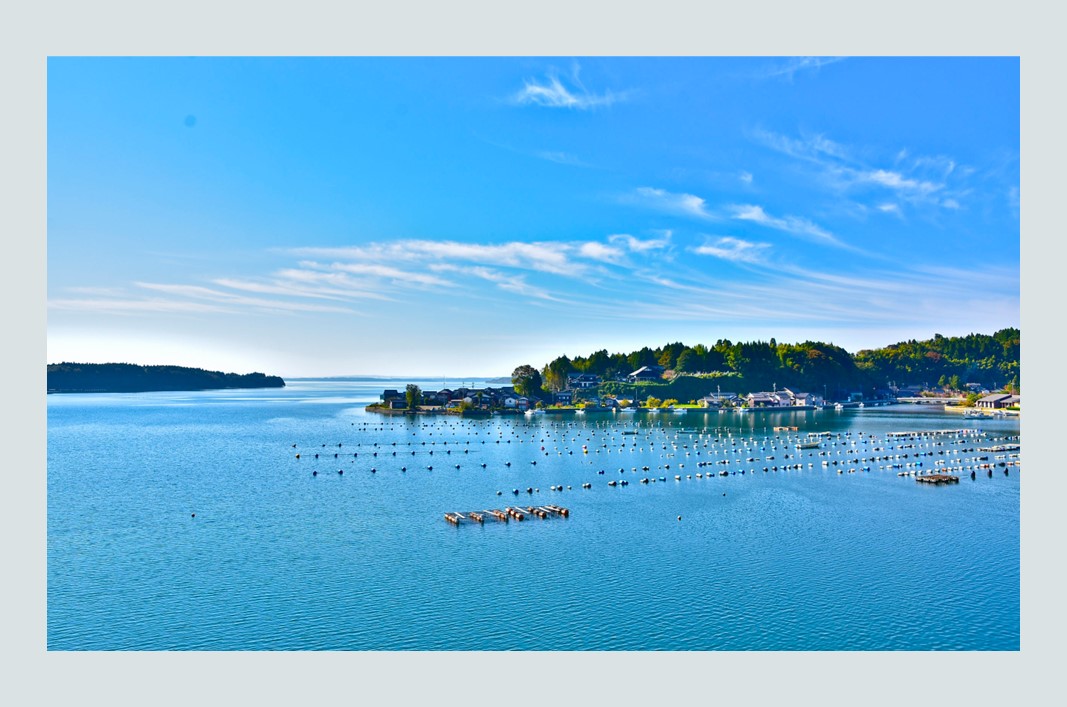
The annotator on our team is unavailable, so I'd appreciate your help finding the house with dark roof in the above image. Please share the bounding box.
[746,392,779,408]
[567,373,601,389]
[977,393,1015,409]
[700,392,740,408]
[782,388,822,407]
[627,365,664,383]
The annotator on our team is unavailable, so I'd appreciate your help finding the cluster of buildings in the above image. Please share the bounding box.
[378,377,628,412]
[697,388,825,409]
[375,376,1021,414]
[379,386,534,412]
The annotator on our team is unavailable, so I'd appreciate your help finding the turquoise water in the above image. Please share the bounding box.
[47,379,1020,650]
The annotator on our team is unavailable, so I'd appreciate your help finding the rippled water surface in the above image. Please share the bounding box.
[48,380,1020,650]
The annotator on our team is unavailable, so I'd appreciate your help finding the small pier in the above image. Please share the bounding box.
[444,505,569,525]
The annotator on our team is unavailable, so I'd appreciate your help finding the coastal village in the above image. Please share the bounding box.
[371,364,1021,416]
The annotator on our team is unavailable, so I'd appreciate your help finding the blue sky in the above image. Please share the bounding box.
[47,57,1019,377]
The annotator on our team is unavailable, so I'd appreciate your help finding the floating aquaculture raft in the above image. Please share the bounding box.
[444,505,569,525]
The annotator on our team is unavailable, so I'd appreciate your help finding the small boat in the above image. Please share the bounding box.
[834,403,844,411]
[672,408,687,414]
[796,441,821,450]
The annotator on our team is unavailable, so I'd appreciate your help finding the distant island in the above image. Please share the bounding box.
[47,363,286,394]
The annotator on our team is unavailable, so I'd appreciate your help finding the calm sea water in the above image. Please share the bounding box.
[47,379,1020,650]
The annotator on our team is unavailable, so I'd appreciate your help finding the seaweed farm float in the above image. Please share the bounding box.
[287,421,1019,519]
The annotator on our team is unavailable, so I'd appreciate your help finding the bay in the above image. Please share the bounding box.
[47,378,1020,650]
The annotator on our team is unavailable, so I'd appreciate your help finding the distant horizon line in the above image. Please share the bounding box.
[285,375,508,380]
[46,364,510,382]
[47,325,1020,381]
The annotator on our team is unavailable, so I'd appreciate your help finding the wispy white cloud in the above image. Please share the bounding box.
[430,263,559,301]
[48,278,359,316]
[729,204,839,245]
[64,286,130,297]
[212,274,392,302]
[577,242,625,264]
[754,128,971,212]
[292,240,588,277]
[876,203,903,216]
[322,262,456,288]
[853,169,940,194]
[759,57,846,80]
[50,230,1017,342]
[625,187,715,219]
[611,259,1018,331]
[48,297,235,315]
[751,128,851,163]
[535,150,589,167]
[134,282,356,313]
[512,66,624,110]
[912,154,957,177]
[608,232,672,252]
[692,236,771,264]
[739,171,753,184]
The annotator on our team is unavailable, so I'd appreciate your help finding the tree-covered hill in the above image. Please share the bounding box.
[47,363,286,393]
[531,328,1019,399]
[853,329,1019,391]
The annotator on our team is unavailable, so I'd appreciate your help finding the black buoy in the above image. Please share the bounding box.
[312,470,318,476]
[191,513,195,518]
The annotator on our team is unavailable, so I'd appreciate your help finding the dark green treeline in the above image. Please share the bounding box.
[536,328,1020,397]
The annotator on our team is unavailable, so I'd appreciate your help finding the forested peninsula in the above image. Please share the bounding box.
[531,329,1020,399]
[47,363,286,394]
